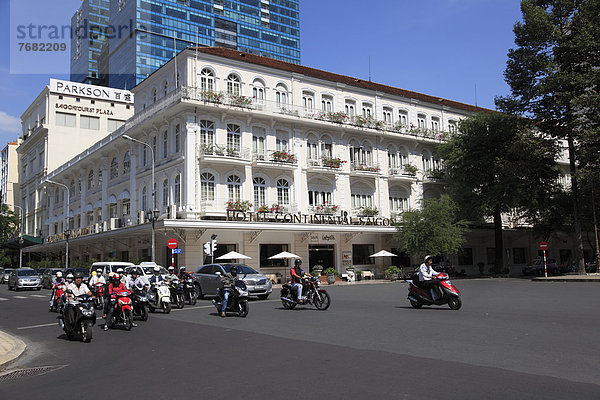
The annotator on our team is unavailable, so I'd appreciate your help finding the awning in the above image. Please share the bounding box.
[118,190,130,200]
[107,195,117,204]
[3,234,43,250]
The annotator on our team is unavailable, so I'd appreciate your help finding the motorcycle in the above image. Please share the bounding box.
[107,290,134,330]
[49,285,65,313]
[147,281,172,314]
[131,287,149,321]
[168,279,185,309]
[91,283,105,310]
[57,293,96,342]
[280,276,330,310]
[212,280,249,317]
[182,275,197,305]
[407,272,462,310]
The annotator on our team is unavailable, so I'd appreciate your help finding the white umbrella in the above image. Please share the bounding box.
[268,251,301,259]
[370,250,398,258]
[216,251,251,260]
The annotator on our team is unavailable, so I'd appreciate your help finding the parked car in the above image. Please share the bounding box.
[125,263,169,286]
[522,258,560,276]
[192,264,273,300]
[8,268,42,291]
[2,268,15,284]
[41,268,66,289]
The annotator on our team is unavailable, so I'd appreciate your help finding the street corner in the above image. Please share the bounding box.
[0,330,26,370]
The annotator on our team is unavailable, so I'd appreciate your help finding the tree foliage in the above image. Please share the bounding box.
[0,204,20,243]
[394,195,467,261]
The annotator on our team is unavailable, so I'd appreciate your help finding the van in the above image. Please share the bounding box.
[91,261,135,280]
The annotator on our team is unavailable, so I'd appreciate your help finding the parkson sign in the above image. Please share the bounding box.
[226,210,397,226]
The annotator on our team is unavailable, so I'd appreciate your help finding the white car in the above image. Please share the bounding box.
[125,262,169,286]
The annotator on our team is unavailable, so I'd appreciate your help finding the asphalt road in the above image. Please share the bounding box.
[0,279,599,400]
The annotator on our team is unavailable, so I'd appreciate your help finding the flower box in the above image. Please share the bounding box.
[271,151,297,163]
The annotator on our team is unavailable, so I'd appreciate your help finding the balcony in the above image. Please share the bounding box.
[253,150,297,169]
[388,166,417,181]
[350,161,380,175]
[423,169,446,183]
[198,144,251,164]
[306,156,346,173]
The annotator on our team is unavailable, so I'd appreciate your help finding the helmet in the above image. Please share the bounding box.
[424,255,433,262]
[230,266,238,276]
[96,268,102,273]
[131,269,138,275]
[294,259,302,266]
[179,266,186,271]
[108,272,115,278]
[153,266,160,274]
[73,271,83,279]
[91,271,97,277]
[113,274,120,282]
[116,268,124,273]
[56,271,63,278]
[66,273,74,281]
[168,266,174,271]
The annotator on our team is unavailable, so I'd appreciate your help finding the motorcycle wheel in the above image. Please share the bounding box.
[237,300,249,317]
[448,297,462,310]
[124,309,134,331]
[410,300,422,309]
[82,321,93,342]
[148,304,156,313]
[95,296,103,310]
[107,316,115,329]
[162,302,171,314]
[313,290,331,310]
[140,305,148,321]
[177,295,185,309]
[189,291,197,306]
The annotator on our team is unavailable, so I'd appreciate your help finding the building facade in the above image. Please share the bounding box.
[72,0,301,89]
[1,141,21,209]
[18,79,134,238]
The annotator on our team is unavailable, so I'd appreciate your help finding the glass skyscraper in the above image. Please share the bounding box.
[71,0,300,90]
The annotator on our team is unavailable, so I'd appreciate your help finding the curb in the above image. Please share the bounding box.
[532,277,600,282]
[0,330,26,369]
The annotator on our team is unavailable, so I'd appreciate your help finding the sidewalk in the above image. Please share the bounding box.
[0,330,26,369]
[271,278,397,289]
[531,273,600,282]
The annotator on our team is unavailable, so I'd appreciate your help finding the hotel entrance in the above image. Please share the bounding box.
[309,244,335,272]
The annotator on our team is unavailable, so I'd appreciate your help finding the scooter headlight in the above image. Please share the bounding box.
[80,308,95,317]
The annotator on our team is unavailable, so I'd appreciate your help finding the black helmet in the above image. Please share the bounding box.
[131,269,138,276]
[230,266,238,276]
[73,271,83,279]
[294,259,302,266]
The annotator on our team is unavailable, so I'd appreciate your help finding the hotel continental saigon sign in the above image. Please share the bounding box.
[226,210,397,226]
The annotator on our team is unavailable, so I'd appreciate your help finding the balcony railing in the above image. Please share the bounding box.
[389,166,417,177]
[198,144,251,160]
[350,161,380,173]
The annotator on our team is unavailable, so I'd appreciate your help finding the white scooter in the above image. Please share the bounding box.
[147,281,171,314]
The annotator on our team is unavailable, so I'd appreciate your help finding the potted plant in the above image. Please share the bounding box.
[323,267,338,285]
[403,164,418,176]
[257,204,270,213]
[311,265,323,276]
[355,270,363,281]
[314,202,338,215]
[226,200,252,212]
[271,150,297,163]
[385,266,401,281]
[321,155,346,169]
[358,206,379,217]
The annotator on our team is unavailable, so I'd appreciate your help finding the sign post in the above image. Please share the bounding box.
[539,241,549,277]
[167,238,178,270]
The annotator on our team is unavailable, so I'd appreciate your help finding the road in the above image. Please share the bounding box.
[0,279,599,399]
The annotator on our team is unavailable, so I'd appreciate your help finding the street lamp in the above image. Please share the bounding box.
[44,179,70,269]
[11,204,24,269]
[122,134,157,263]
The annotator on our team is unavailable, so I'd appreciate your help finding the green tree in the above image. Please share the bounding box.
[496,0,600,273]
[0,204,20,243]
[438,113,560,270]
[394,195,468,261]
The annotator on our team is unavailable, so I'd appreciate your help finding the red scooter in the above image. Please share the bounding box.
[107,290,134,330]
[91,283,105,310]
[49,285,65,312]
[407,272,462,310]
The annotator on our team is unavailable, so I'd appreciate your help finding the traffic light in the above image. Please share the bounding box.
[203,241,211,255]
[211,239,217,252]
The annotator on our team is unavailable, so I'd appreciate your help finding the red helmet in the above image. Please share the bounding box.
[112,274,120,283]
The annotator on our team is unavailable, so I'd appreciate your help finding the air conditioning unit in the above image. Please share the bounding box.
[109,218,120,230]
[255,153,265,161]
[308,159,320,167]
[138,210,145,224]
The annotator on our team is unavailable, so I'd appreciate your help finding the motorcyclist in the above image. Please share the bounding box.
[290,259,312,303]
[165,266,178,283]
[49,271,66,311]
[149,266,164,286]
[117,268,127,285]
[217,266,239,317]
[64,272,93,330]
[66,273,74,284]
[88,268,106,287]
[178,266,191,279]
[104,273,129,331]
[418,255,440,300]
[126,269,147,291]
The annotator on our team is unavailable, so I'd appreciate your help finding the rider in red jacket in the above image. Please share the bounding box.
[104,274,129,331]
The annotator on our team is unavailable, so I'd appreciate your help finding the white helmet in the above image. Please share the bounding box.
[66,273,74,280]
[153,266,161,273]
[168,266,174,271]
[56,271,63,278]
[424,255,433,262]
[116,268,124,273]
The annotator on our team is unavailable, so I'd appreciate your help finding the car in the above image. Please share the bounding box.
[2,268,15,284]
[8,268,42,291]
[125,263,169,286]
[91,261,135,281]
[192,264,273,300]
[41,268,66,289]
[522,258,560,276]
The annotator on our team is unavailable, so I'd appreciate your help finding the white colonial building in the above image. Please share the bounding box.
[22,47,581,276]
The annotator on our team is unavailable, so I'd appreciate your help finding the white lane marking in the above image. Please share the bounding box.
[17,323,57,330]
[13,296,28,299]
[170,299,280,312]
[0,297,8,301]
[31,294,47,298]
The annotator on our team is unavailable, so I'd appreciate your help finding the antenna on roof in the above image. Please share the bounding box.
[368,56,371,82]
[474,84,478,107]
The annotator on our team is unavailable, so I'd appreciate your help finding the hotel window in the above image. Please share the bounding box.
[226,74,241,96]
[69,180,75,196]
[227,124,241,152]
[253,80,265,104]
[55,112,76,127]
[448,120,458,134]
[275,84,288,107]
[107,119,125,132]
[141,186,147,211]
[398,110,408,126]
[388,150,398,169]
[162,131,168,158]
[321,95,333,112]
[86,211,93,226]
[98,170,103,187]
[351,193,373,209]
[417,114,426,129]
[276,136,288,151]
[308,190,332,206]
[321,140,333,158]
[344,100,356,117]
[153,88,157,102]
[109,204,117,219]
[142,145,147,166]
[163,81,168,97]
[200,68,215,92]
[422,150,432,172]
[122,200,130,216]
[260,244,289,268]
[200,120,215,147]
[431,117,440,132]
[174,124,181,153]
[174,174,181,206]
[389,188,409,212]
[110,158,118,179]
[54,188,59,205]
[123,152,131,174]
[252,127,266,158]
[307,139,319,162]
[152,136,157,160]
[383,107,393,123]
[349,145,373,165]
[162,179,169,208]
[302,91,314,111]
[87,170,94,190]
[253,177,266,206]
[353,244,375,265]
[362,103,373,118]
[227,175,241,202]
[276,178,290,205]
[200,172,215,201]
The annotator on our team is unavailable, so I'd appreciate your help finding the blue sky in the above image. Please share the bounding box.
[0,0,523,146]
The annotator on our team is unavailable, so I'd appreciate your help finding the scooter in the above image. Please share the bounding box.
[182,275,197,305]
[49,285,65,312]
[147,281,171,314]
[407,272,462,310]
[168,279,185,309]
[91,283,105,310]
[131,287,149,321]
[106,290,134,331]
[57,293,96,342]
[212,280,249,317]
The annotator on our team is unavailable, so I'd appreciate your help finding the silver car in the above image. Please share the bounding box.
[2,268,15,284]
[8,268,42,291]
[192,264,272,300]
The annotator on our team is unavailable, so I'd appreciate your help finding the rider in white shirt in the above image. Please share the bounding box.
[418,255,440,300]
[88,269,106,287]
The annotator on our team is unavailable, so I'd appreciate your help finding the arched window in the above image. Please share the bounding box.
[200,172,215,201]
[226,74,240,96]
[417,114,426,129]
[199,120,215,149]
[163,81,168,97]
[227,124,241,153]
[141,186,147,211]
[252,79,265,103]
[227,175,241,202]
[302,91,314,111]
[422,150,432,172]
[162,131,168,158]
[174,124,181,153]
[152,88,157,102]
[87,169,94,190]
[174,174,181,206]
[350,182,374,210]
[321,94,333,112]
[162,178,169,207]
[276,178,290,205]
[389,187,410,212]
[200,68,214,92]
[123,151,131,174]
[253,177,266,206]
[398,110,408,126]
[110,158,118,179]
[275,83,288,107]
[69,180,75,196]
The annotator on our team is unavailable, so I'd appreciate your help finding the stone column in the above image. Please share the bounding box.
[183,114,197,214]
